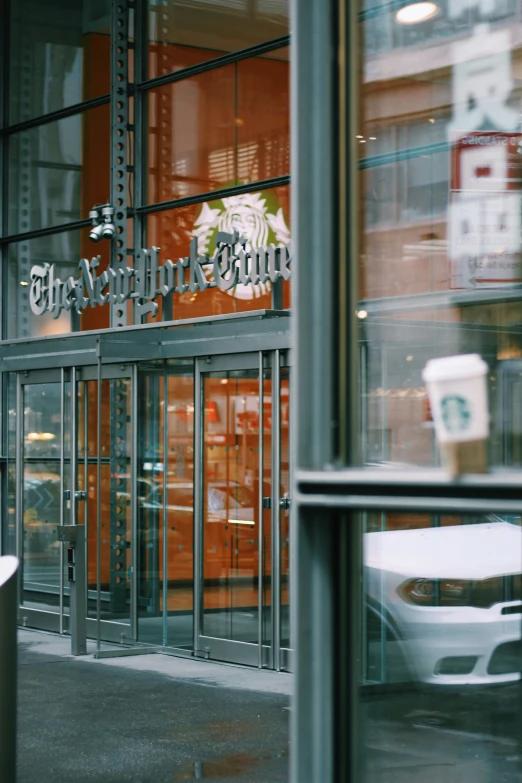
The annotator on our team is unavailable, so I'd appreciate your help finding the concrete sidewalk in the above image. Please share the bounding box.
[17,629,291,783]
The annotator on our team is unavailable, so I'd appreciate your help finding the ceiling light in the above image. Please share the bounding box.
[396,2,439,24]
[356,310,368,320]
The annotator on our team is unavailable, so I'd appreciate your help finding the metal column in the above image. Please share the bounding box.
[271,350,281,671]
[290,0,360,781]
[193,359,203,655]
[110,0,130,328]
[0,556,19,783]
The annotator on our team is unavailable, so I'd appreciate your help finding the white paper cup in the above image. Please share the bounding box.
[422,354,489,444]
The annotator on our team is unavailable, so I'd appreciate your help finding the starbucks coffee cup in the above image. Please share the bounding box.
[422,354,489,476]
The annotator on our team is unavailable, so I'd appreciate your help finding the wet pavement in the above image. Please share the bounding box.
[17,629,522,782]
[17,630,290,783]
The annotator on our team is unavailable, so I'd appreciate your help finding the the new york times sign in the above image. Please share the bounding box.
[29,230,292,320]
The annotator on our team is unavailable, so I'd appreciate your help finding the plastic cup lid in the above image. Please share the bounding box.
[422,354,488,383]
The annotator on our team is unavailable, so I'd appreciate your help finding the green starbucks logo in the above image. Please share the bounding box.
[441,395,471,433]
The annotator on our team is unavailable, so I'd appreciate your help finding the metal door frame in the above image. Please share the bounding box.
[16,363,138,646]
[75,363,137,647]
[16,368,67,634]
[194,349,289,669]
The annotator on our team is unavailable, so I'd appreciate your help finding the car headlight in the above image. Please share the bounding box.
[399,575,522,608]
[399,578,471,606]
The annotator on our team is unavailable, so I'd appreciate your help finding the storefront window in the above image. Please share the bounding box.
[360,507,522,777]
[9,0,110,125]
[359,4,522,471]
[146,53,289,204]
[146,183,290,320]
[147,0,289,80]
[7,227,111,339]
[7,105,110,235]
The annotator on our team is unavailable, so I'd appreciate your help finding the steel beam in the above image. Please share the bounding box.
[110,0,130,328]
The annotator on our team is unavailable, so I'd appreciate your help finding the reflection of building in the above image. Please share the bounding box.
[0,0,291,672]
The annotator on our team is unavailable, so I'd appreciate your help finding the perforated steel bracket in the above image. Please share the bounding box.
[110,0,131,327]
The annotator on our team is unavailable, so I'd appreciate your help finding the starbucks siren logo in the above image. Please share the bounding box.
[192,192,291,300]
[440,395,471,433]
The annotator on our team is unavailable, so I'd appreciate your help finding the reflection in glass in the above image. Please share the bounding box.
[136,361,195,650]
[22,383,64,612]
[77,378,132,625]
[147,0,289,79]
[362,511,522,779]
[8,105,110,235]
[9,0,110,125]
[359,5,522,472]
[202,370,264,644]
[147,56,289,204]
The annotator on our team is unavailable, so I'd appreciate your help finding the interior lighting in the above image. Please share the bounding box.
[357,309,368,320]
[396,2,439,24]
[20,281,28,286]
[26,432,56,441]
[369,136,377,140]
[356,135,364,139]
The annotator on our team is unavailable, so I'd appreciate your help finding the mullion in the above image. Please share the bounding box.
[137,34,290,93]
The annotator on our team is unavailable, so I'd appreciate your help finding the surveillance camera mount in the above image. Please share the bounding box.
[89,202,116,242]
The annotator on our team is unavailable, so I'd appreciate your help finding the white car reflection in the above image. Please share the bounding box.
[365,520,522,686]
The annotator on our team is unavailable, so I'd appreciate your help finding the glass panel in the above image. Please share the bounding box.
[146,183,291,320]
[77,377,132,626]
[147,55,289,204]
[21,383,63,612]
[7,227,112,339]
[136,359,194,650]
[361,510,522,779]
[9,0,110,125]
[8,105,110,234]
[147,0,289,80]
[164,361,195,648]
[359,3,522,472]
[202,369,260,644]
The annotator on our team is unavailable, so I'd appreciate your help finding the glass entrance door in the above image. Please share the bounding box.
[16,363,137,644]
[194,351,290,668]
[17,369,70,632]
[75,364,135,644]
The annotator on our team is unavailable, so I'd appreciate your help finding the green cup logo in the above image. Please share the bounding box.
[441,395,471,433]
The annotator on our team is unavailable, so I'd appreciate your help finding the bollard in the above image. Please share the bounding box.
[0,556,19,783]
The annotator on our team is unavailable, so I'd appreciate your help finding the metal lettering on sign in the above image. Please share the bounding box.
[29,231,293,319]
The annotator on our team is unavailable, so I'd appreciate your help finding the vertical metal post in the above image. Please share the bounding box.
[162,363,168,647]
[15,376,22,610]
[70,368,77,528]
[271,350,281,671]
[130,364,138,641]
[68,367,87,656]
[83,381,88,617]
[96,360,102,654]
[0,556,19,783]
[59,368,65,634]
[290,0,360,780]
[110,0,130,328]
[258,352,264,668]
[193,359,203,654]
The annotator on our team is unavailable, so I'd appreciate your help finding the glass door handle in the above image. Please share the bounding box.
[262,497,272,509]
[279,497,291,511]
[75,491,86,501]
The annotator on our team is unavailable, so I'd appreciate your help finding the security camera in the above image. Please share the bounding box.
[100,206,116,240]
[89,209,104,242]
[89,204,116,242]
